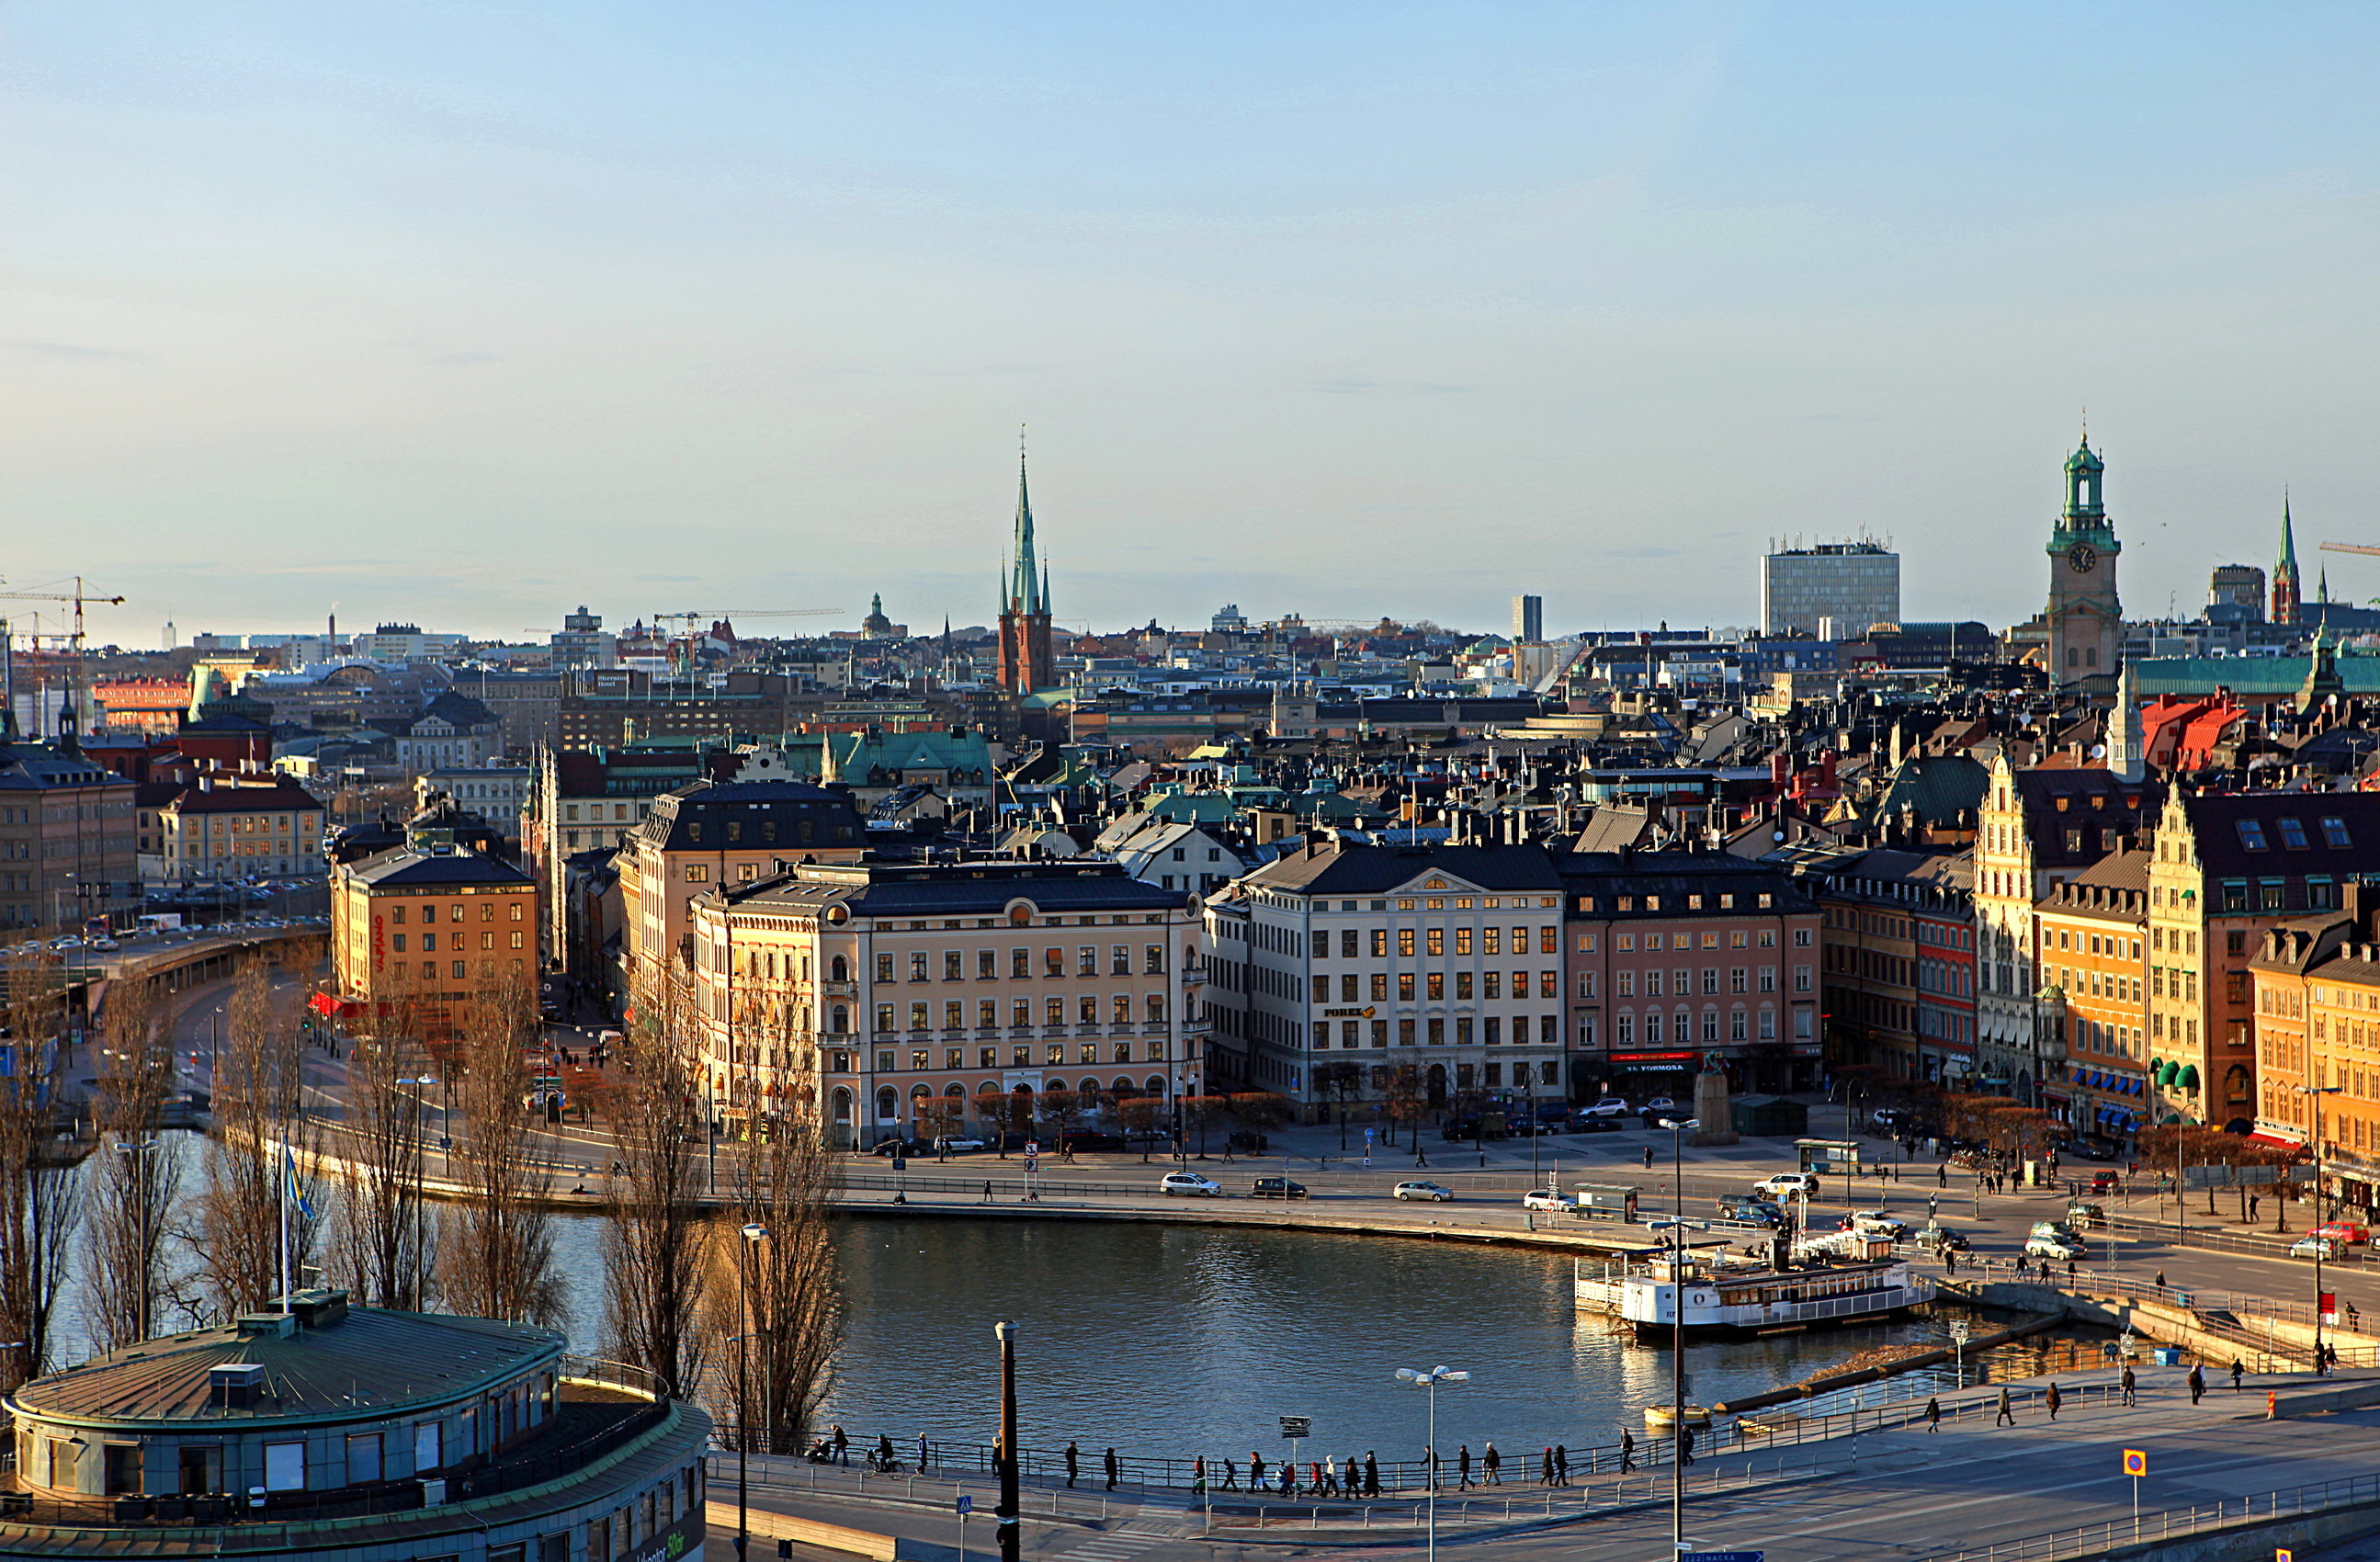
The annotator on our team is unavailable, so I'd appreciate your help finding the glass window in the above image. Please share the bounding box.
[2323,816,2352,848]
[2279,817,2310,850]
[2237,819,2270,851]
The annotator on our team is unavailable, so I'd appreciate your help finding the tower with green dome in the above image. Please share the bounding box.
[2045,433,2124,684]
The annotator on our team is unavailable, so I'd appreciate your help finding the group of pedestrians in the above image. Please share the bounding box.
[1196,1451,1384,1497]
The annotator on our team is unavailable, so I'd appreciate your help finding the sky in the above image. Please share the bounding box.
[4,2,2379,647]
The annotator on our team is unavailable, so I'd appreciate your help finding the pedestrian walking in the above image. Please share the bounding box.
[2046,1382,2063,1421]
[1366,1452,1380,1496]
[1680,1424,1695,1467]
[2067,1256,2078,1283]
[2250,1194,2261,1221]
[2231,1358,2245,1392]
[1944,1247,1957,1274]
[2155,1271,2165,1290]
[2188,1365,2206,1404]
[1620,1430,1636,1472]
[1221,1457,1238,1489]
[1643,1146,1655,1171]
[919,1432,931,1471]
[1539,1447,1554,1486]
[1995,1387,2014,1426]
[833,1424,849,1465]
[1323,1456,1338,1495]
[1938,1162,1948,1187]
[1925,1397,1941,1432]
[1105,1447,1119,1491]
[1930,1193,1940,1219]
[1280,1463,1296,1496]
[1457,1444,1471,1488]
[2120,1366,2136,1406]
[1251,1452,1265,1487]
[1555,1444,1570,1486]
[982,1179,993,1204]
[1065,1441,1080,1488]
[1483,1443,1501,1485]
[1194,1456,1207,1494]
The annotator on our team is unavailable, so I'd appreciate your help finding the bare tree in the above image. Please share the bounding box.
[198,956,314,1320]
[705,1088,842,1452]
[331,996,429,1308]
[440,968,563,1325]
[601,962,711,1398]
[83,976,181,1351]
[0,952,80,1386]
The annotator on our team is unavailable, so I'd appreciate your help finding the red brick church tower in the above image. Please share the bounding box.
[997,454,1057,694]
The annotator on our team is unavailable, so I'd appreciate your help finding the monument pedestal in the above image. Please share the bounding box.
[1690,1069,1739,1147]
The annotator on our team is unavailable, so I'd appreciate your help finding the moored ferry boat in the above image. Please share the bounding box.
[1575,1241,1934,1338]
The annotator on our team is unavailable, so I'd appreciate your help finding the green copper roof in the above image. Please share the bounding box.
[2278,494,2299,574]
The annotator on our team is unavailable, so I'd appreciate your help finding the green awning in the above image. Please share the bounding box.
[2178,1064,2201,1091]
[2156,1060,2180,1088]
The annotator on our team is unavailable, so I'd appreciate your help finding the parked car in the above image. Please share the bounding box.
[867,1138,927,1158]
[1522,1189,1578,1213]
[1581,1098,1631,1118]
[2088,1171,2122,1194]
[933,1136,988,1153]
[1755,1172,1819,1198]
[2068,1139,2120,1162]
[1161,1172,1224,1197]
[1394,1180,1455,1202]
[1641,1096,1681,1115]
[2291,1234,2348,1261]
[1715,1198,1784,1226]
[2311,1220,2373,1246]
[1843,1209,1910,1239]
[1569,1114,1620,1134]
[1249,1176,1309,1200]
[1441,1118,1481,1142]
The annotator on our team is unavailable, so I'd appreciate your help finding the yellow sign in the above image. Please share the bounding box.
[2122,1449,2147,1477]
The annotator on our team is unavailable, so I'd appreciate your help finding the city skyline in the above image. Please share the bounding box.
[7,6,2380,641]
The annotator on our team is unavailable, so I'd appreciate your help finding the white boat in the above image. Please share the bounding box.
[1575,1246,1935,1338]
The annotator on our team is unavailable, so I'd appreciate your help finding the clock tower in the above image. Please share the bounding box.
[2045,434,2123,684]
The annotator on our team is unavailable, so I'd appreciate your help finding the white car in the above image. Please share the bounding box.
[1756,1172,1819,1198]
[1642,1096,1681,1114]
[2025,1232,2087,1262]
[1522,1189,1577,1212]
[1394,1180,1455,1202]
[1844,1209,1909,1239]
[2291,1235,2346,1261]
[1160,1172,1223,1197]
[1582,1098,1631,1118]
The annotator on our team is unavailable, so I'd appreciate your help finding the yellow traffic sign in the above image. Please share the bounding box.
[2122,1449,2147,1477]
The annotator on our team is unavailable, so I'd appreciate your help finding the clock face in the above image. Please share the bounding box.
[2068,543,2097,573]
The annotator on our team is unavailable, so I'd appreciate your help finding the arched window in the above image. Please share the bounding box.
[875,1087,899,1122]
[1113,1077,1137,1097]
[1009,904,1034,925]
[945,1082,968,1099]
[829,1005,848,1034]
[831,1088,852,1124]
[830,955,849,982]
[1147,1075,1167,1098]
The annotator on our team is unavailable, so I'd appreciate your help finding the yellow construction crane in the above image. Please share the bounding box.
[652,607,845,633]
[2320,543,2380,557]
[0,577,125,650]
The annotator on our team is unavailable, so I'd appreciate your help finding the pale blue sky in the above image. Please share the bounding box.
[4,3,2377,644]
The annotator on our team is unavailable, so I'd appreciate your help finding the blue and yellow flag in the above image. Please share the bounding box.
[281,1145,316,1221]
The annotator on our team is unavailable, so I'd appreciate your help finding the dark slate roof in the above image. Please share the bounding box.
[163,782,325,814]
[2178,791,2380,881]
[637,780,867,852]
[713,858,1188,919]
[13,1303,558,1426]
[1240,842,1563,898]
[2012,766,2150,870]
[1557,848,1817,915]
[343,844,534,887]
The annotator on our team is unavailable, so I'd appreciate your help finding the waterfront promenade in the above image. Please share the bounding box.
[703,1366,2380,1562]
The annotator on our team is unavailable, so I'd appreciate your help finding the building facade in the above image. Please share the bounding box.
[331,830,538,1033]
[1205,842,1568,1117]
[2246,893,2380,1208]
[0,736,141,934]
[688,858,1203,1144]
[2043,436,2124,684]
[2034,851,2151,1146]
[153,778,328,885]
[1809,848,1973,1086]
[1565,851,1824,1097]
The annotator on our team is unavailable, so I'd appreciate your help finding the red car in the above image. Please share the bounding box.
[2311,1220,2372,1246]
[2089,1172,2122,1194]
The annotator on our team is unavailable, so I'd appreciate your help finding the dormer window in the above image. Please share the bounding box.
[2237,820,2269,851]
[2278,818,2309,851]
[2324,816,2353,848]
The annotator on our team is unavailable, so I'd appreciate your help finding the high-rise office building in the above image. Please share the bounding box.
[1512,594,1543,644]
[1760,542,1899,638]
[2209,563,2267,619]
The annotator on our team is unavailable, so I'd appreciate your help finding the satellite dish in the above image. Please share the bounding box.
[2089,742,2107,759]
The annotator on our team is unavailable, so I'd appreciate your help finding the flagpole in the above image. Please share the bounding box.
[278,1137,290,1313]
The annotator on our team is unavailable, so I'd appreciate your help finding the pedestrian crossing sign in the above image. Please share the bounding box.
[2122,1449,2146,1477]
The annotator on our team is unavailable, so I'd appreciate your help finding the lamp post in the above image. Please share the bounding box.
[995,1320,1021,1562]
[2297,1084,2342,1373]
[736,1221,768,1560]
[1657,1115,1704,1562]
[114,1138,161,1342]
[1393,1364,1469,1562]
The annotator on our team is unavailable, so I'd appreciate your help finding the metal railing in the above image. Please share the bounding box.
[1921,1469,2380,1562]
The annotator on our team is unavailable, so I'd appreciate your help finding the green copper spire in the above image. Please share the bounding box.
[2278,492,2299,573]
[1008,450,1046,615]
[2061,430,2105,524]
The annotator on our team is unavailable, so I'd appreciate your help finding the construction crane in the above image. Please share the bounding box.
[2321,543,2380,557]
[0,577,125,651]
[652,607,845,633]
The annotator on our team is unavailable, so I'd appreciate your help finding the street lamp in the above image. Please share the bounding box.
[736,1221,768,1560]
[114,1138,161,1341]
[1657,1115,1704,1562]
[1393,1364,1469,1562]
[2296,1084,2342,1373]
[994,1320,1021,1562]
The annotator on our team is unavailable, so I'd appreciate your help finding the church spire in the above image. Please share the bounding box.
[1009,438,1044,615]
[2273,491,2302,626]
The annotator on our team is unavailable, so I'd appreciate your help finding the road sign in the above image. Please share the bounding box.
[1681,1552,1764,1562]
[1280,1416,1311,1439]
[2278,1549,2295,1561]
[956,1494,973,1513]
[2122,1449,2147,1477]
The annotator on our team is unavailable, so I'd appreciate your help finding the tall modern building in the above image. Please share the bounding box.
[1511,594,1544,644]
[996,456,1057,695]
[1760,542,1900,637]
